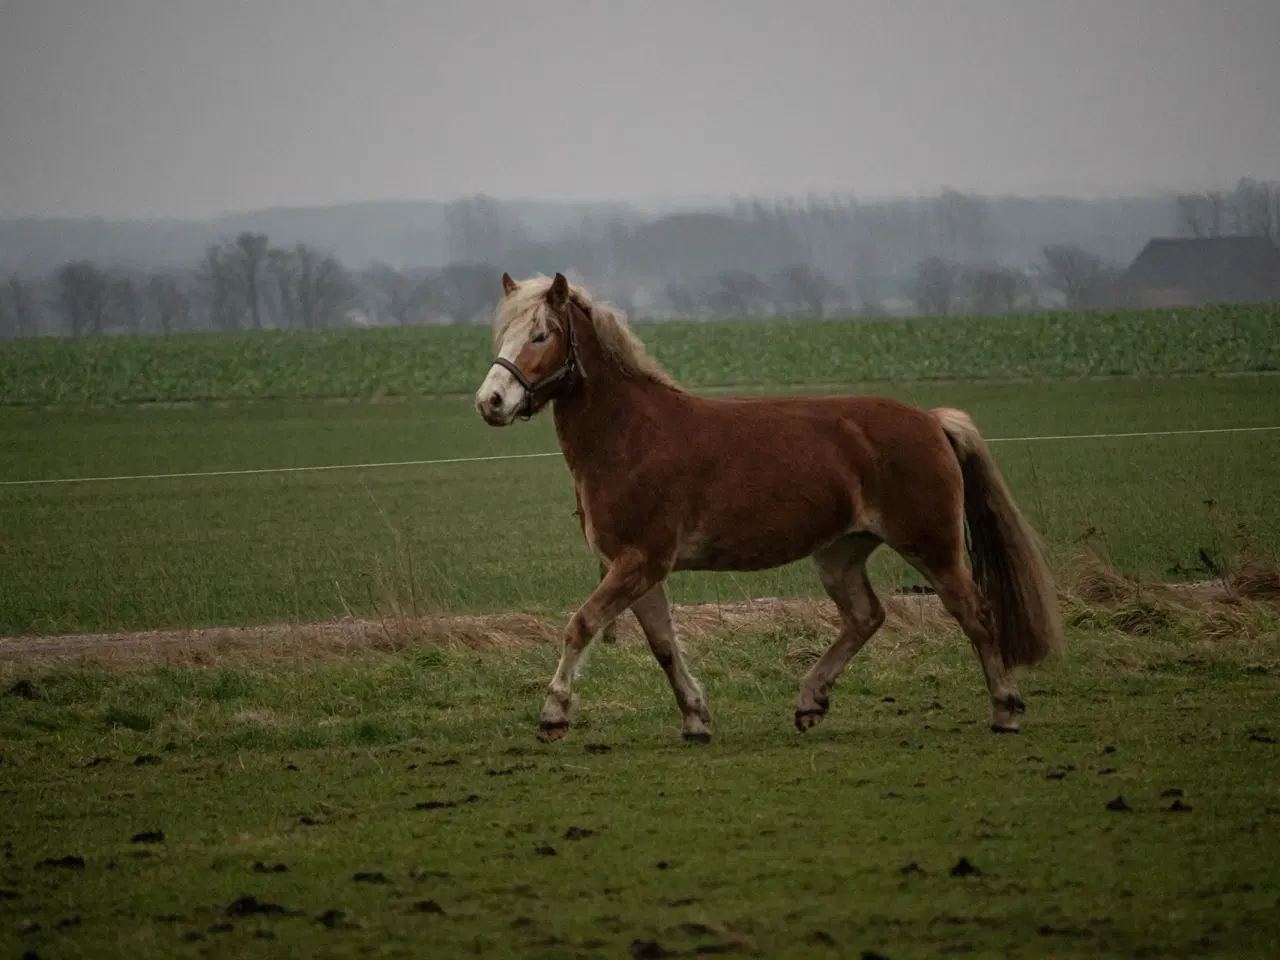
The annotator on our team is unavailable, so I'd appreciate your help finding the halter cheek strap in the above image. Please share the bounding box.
[488,309,582,420]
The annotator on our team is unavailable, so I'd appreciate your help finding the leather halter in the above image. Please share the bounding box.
[488,302,583,420]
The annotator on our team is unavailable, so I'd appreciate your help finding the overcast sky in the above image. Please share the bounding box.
[1,0,1278,220]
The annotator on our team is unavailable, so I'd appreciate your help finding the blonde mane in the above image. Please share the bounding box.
[493,274,677,389]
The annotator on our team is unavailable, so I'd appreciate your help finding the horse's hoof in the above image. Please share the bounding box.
[989,722,1021,734]
[1002,694,1027,715]
[682,730,712,744]
[794,709,826,732]
[537,721,570,743]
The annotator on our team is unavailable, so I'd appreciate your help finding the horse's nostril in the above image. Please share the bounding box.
[489,391,502,410]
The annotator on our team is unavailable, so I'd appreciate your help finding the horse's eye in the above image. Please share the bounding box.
[531,331,548,344]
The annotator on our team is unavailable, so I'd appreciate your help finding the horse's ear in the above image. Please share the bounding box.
[501,272,518,296]
[548,272,569,308]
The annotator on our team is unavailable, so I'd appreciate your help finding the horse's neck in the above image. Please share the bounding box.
[552,318,656,477]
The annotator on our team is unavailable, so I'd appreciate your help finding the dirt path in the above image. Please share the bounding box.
[0,579,1240,672]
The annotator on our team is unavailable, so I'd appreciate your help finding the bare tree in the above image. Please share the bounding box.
[932,188,993,264]
[964,265,1026,315]
[908,257,960,316]
[198,245,244,331]
[706,270,772,318]
[1040,244,1117,310]
[108,276,143,333]
[234,232,269,329]
[1176,179,1278,242]
[1,276,38,338]
[445,195,528,264]
[432,262,498,325]
[54,261,111,336]
[365,263,433,325]
[1231,178,1278,242]
[145,273,190,334]
[269,244,353,331]
[773,264,835,317]
[663,281,698,319]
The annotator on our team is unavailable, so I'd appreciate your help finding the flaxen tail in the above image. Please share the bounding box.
[933,407,1064,667]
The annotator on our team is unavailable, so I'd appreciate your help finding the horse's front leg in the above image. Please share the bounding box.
[539,549,659,741]
[598,560,618,644]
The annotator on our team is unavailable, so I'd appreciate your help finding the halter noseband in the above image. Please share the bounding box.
[489,304,583,420]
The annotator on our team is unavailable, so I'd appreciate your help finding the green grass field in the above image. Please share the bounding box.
[1,304,1278,405]
[2,308,1279,958]
[1,375,1278,637]
[2,608,1278,958]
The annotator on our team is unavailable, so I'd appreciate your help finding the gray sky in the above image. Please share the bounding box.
[2,0,1278,220]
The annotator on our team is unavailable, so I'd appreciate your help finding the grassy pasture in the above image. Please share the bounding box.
[0,304,1277,406]
[1,308,1279,958]
[1,599,1278,958]
[1,376,1278,638]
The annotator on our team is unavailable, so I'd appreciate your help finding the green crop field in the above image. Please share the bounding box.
[0,304,1277,406]
[2,307,1279,959]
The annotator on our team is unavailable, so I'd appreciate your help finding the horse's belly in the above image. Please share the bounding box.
[674,492,855,572]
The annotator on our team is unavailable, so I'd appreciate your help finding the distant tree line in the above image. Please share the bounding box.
[1,178,1275,338]
[1174,178,1280,244]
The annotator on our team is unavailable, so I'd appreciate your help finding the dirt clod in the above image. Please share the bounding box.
[37,855,85,869]
[353,871,390,884]
[630,939,674,959]
[6,679,38,700]
[564,826,595,840]
[225,895,298,917]
[411,899,444,914]
[252,861,287,873]
[317,909,356,929]
[131,831,165,844]
[1106,796,1133,812]
[679,922,715,936]
[950,857,980,877]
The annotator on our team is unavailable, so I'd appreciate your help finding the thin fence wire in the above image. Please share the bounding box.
[1,425,1277,488]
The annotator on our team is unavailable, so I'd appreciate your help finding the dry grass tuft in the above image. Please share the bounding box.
[1227,550,1280,602]
[1062,542,1143,604]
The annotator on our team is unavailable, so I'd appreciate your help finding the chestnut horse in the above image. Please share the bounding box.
[476,272,1063,743]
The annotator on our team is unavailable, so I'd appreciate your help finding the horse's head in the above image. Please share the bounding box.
[476,272,582,426]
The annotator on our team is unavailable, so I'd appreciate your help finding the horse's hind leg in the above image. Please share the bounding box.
[796,534,885,731]
[909,551,1024,733]
[630,582,713,743]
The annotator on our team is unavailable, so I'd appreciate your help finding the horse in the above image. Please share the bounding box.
[475,272,1064,743]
